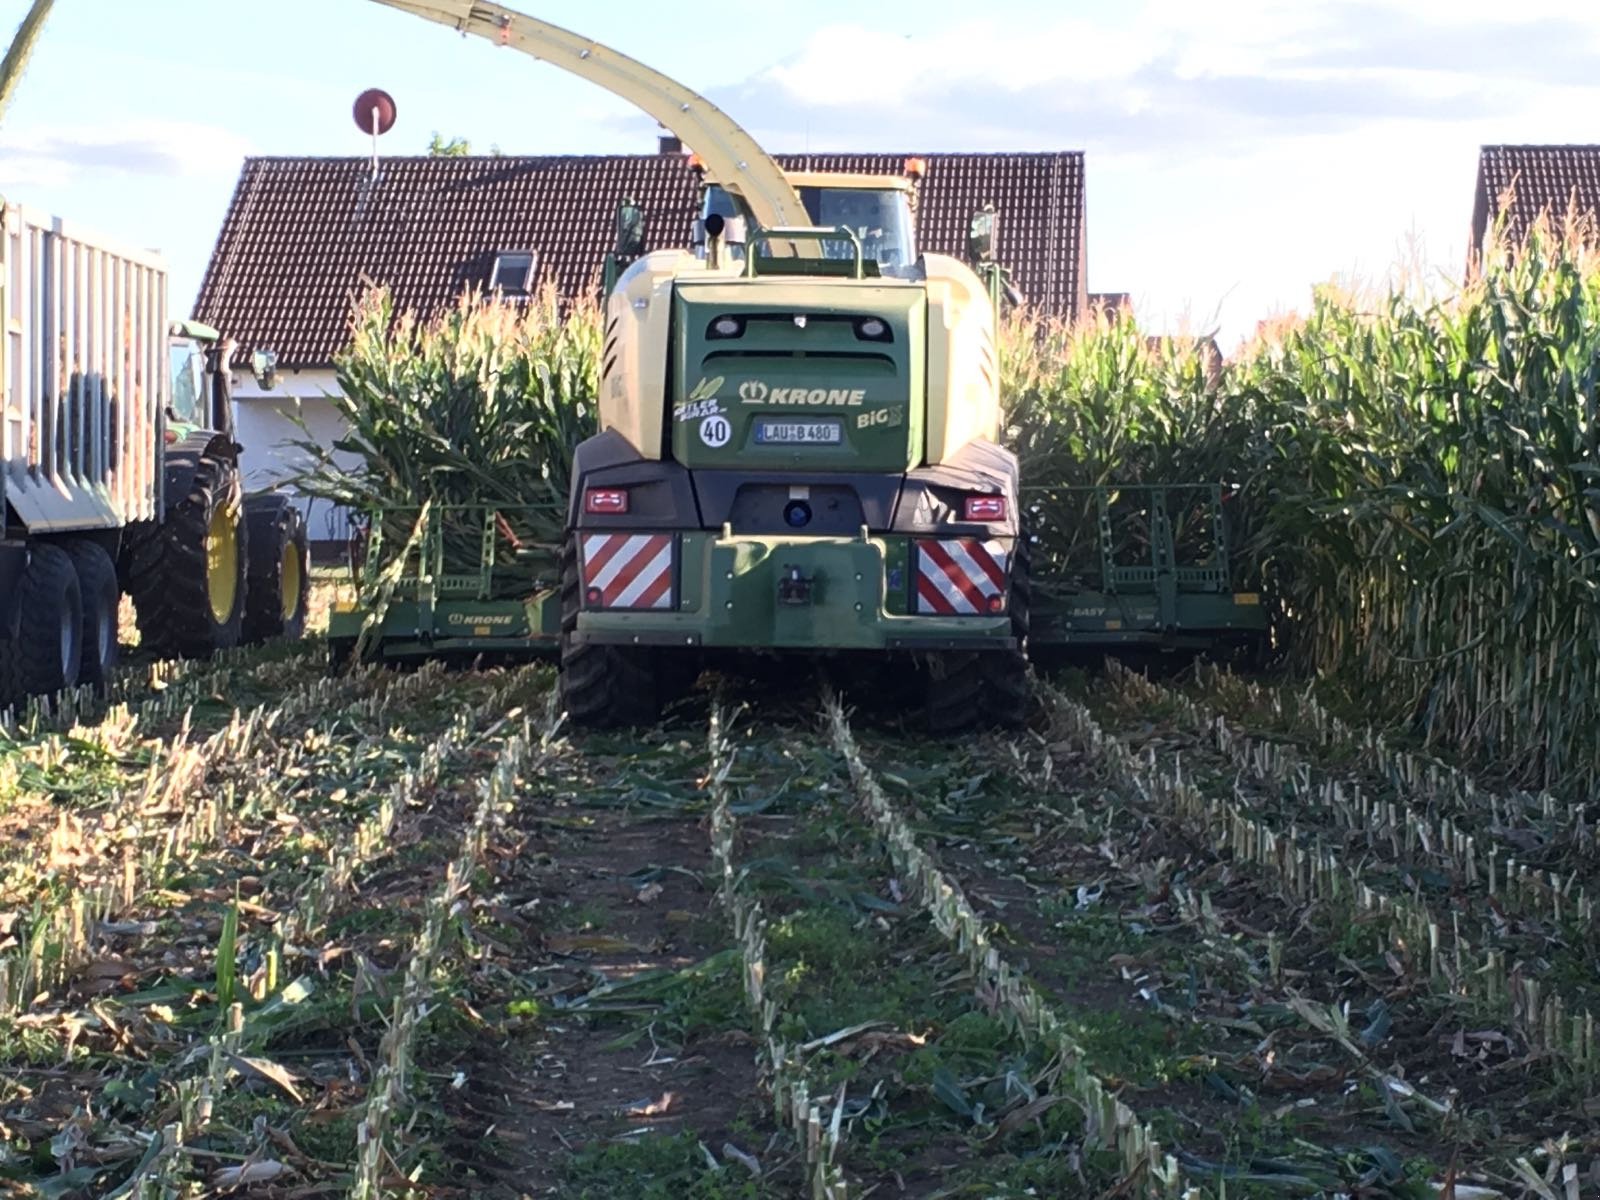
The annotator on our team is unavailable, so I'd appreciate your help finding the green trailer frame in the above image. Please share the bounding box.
[327,483,1266,669]
[1024,482,1267,652]
[326,504,562,668]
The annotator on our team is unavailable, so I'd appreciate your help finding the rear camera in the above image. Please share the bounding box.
[709,315,744,339]
[783,501,813,528]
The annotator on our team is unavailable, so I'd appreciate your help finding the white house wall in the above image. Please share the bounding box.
[231,369,356,544]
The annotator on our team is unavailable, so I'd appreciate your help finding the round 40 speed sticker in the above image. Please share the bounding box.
[700,414,731,448]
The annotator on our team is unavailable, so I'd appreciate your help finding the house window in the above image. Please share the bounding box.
[490,250,537,295]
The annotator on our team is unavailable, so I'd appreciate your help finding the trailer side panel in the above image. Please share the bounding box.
[2,202,166,533]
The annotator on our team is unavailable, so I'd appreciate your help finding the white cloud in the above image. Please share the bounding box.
[703,1,1600,343]
[0,120,256,190]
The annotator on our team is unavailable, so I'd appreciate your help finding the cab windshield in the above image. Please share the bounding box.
[168,340,206,426]
[700,184,917,272]
[796,186,916,269]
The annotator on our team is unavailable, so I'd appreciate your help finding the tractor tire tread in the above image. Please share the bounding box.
[242,497,310,644]
[124,454,248,659]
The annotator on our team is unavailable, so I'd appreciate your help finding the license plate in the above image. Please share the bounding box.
[754,419,842,445]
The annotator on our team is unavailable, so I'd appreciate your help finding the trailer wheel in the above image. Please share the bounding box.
[242,496,310,643]
[125,453,249,659]
[557,537,660,728]
[65,540,120,688]
[0,544,84,709]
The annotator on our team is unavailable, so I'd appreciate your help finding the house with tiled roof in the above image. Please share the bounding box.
[195,141,1087,544]
[1470,145,1600,269]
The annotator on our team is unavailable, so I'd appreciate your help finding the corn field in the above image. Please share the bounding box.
[1006,220,1600,796]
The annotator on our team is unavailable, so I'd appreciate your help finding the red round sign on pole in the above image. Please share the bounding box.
[353,88,397,136]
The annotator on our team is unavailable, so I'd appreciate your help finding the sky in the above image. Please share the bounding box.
[2,0,1597,349]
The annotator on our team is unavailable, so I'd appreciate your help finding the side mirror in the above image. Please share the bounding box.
[615,199,645,258]
[252,347,278,392]
[968,205,998,264]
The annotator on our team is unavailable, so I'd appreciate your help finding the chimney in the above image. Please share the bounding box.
[658,133,683,155]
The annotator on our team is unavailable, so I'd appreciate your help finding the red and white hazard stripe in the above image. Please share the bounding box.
[580,533,675,610]
[915,539,1009,615]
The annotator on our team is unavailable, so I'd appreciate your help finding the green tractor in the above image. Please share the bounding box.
[120,322,310,661]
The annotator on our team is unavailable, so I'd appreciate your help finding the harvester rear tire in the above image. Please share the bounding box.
[124,453,249,659]
[65,540,120,689]
[242,496,310,644]
[982,534,1032,728]
[0,543,84,711]
[557,537,660,728]
[924,533,1032,732]
[924,651,987,735]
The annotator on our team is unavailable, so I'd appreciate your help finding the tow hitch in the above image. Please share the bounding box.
[777,564,813,605]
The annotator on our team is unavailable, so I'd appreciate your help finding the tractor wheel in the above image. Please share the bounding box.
[65,540,120,688]
[242,496,310,644]
[124,453,249,659]
[557,537,660,728]
[0,543,84,710]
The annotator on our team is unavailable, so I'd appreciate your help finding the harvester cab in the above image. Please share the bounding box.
[693,170,920,275]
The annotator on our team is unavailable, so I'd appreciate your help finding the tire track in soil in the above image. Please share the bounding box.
[436,708,776,1198]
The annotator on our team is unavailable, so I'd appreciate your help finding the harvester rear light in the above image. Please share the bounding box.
[584,488,629,515]
[963,494,1006,522]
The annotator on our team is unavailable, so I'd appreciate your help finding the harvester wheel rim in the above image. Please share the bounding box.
[206,506,239,624]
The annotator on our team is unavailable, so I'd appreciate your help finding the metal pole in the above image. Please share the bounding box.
[0,0,56,129]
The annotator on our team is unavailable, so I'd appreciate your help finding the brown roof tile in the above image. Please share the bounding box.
[1471,145,1600,261]
[194,150,1085,368]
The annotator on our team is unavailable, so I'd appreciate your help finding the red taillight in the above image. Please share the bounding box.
[963,494,1006,522]
[584,488,629,515]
